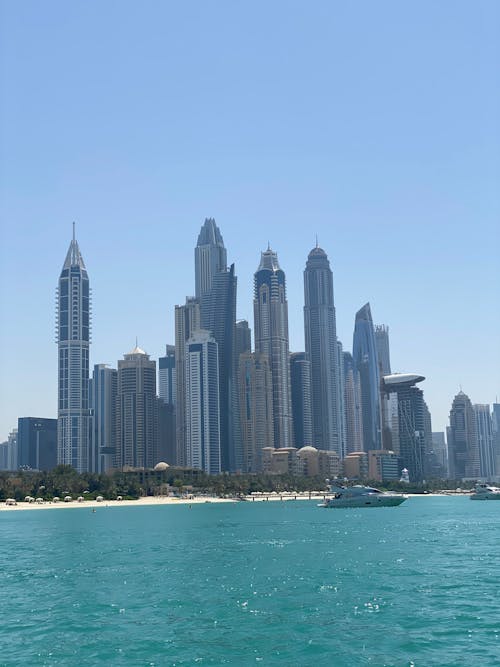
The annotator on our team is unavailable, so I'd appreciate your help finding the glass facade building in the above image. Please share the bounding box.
[353,303,381,452]
[56,226,91,472]
[303,246,341,454]
[253,247,293,449]
[290,352,313,448]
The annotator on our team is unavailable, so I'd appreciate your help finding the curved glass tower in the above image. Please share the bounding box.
[56,225,91,472]
[352,303,381,451]
[303,245,340,453]
[253,247,293,449]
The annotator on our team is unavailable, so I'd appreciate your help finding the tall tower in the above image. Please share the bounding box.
[89,364,117,473]
[238,352,274,472]
[474,404,495,479]
[195,218,227,300]
[159,345,176,405]
[343,352,364,454]
[290,352,313,448]
[56,225,91,472]
[303,245,341,454]
[353,303,381,452]
[254,247,293,449]
[115,345,158,469]
[175,297,200,466]
[448,391,480,479]
[374,325,391,376]
[382,373,429,483]
[185,330,221,474]
[201,263,240,471]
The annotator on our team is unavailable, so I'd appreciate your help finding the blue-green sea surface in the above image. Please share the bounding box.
[1,496,499,667]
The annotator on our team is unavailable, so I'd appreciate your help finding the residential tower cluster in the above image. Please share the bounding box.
[2,221,499,484]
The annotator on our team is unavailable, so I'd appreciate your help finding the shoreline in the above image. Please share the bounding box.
[0,491,463,512]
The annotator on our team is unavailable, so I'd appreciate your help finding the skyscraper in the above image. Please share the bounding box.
[474,404,495,479]
[238,352,274,472]
[447,391,480,480]
[303,245,341,454]
[115,345,158,469]
[382,373,429,482]
[195,218,227,300]
[254,247,293,449]
[56,225,91,472]
[374,325,391,376]
[201,262,240,471]
[158,345,176,405]
[353,303,381,452]
[17,418,57,471]
[235,320,251,358]
[343,352,363,454]
[158,345,176,466]
[175,297,200,466]
[89,364,117,473]
[492,404,500,475]
[290,352,313,448]
[185,330,221,474]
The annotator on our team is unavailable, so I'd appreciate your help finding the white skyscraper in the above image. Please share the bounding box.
[185,330,221,474]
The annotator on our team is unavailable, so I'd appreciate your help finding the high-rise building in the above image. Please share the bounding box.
[474,404,495,479]
[447,391,480,480]
[353,303,381,452]
[175,297,200,466]
[492,404,500,475]
[303,246,341,453]
[235,320,251,358]
[195,218,227,300]
[290,352,313,448]
[0,441,8,470]
[158,346,176,467]
[337,340,346,458]
[89,364,117,472]
[115,346,158,469]
[343,352,363,454]
[17,418,57,471]
[375,325,392,449]
[374,325,391,376]
[254,247,293,449]
[185,330,221,474]
[382,373,429,483]
[238,352,274,472]
[158,398,176,465]
[431,432,448,478]
[6,428,18,471]
[200,262,240,471]
[56,225,91,472]
[158,345,176,405]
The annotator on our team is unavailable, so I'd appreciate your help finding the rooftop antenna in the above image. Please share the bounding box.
[267,241,271,251]
[315,234,319,248]
[72,221,76,243]
[135,336,138,348]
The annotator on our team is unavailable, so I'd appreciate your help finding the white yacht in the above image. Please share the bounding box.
[470,483,500,500]
[318,484,407,508]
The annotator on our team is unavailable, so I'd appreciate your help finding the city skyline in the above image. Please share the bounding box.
[1,1,499,440]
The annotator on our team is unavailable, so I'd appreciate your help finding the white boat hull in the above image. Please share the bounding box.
[319,494,406,508]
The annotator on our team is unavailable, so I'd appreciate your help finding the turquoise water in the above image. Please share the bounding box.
[1,497,499,666]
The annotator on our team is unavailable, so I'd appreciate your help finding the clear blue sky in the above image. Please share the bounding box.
[1,0,499,441]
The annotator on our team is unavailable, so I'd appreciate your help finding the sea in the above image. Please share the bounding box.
[1,496,499,667]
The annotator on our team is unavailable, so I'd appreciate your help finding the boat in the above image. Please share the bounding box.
[318,484,407,508]
[470,483,500,500]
